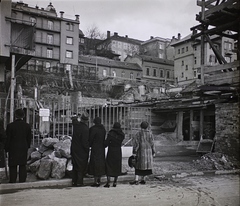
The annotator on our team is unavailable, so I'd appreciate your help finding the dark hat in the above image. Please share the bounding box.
[15,109,25,119]
[140,121,149,129]
[113,122,121,129]
[93,117,101,124]
[128,155,137,168]
[81,112,89,120]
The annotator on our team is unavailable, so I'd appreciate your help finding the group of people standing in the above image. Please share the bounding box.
[71,112,155,187]
[0,108,155,186]
[71,112,125,187]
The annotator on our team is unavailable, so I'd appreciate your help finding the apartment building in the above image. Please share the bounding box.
[97,31,143,62]
[11,1,80,75]
[171,32,237,86]
[78,55,142,81]
[141,36,175,61]
[125,55,174,87]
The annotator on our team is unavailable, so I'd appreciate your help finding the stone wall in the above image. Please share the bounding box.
[215,102,240,160]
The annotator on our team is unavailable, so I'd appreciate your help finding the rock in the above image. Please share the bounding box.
[60,135,72,141]
[51,157,67,179]
[42,138,59,148]
[54,139,71,159]
[30,151,42,162]
[42,149,54,157]
[48,151,62,159]
[27,147,37,160]
[38,144,49,154]
[66,159,73,171]
[37,159,53,180]
[29,160,41,174]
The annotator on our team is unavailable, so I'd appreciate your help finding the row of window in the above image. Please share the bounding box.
[46,48,73,58]
[29,17,74,31]
[178,45,189,54]
[146,68,171,78]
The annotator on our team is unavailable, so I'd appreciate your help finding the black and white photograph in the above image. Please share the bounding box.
[0,0,239,205]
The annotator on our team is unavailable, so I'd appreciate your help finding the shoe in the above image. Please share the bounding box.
[129,180,139,185]
[139,180,146,185]
[104,183,110,188]
[112,182,117,187]
[76,183,85,187]
[91,183,100,187]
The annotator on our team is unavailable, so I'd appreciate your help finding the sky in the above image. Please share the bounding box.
[17,0,201,41]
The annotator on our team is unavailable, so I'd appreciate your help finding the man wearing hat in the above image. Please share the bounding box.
[5,109,32,183]
[71,112,90,187]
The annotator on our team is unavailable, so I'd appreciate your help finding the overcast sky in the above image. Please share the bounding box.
[19,0,200,41]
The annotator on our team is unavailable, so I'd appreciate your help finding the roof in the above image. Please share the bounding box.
[135,55,174,65]
[79,55,142,71]
[141,37,171,45]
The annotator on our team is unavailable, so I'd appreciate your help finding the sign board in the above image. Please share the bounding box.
[39,108,50,117]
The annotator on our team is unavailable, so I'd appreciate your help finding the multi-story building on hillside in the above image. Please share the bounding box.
[10,1,80,84]
[171,32,237,86]
[125,55,174,88]
[96,31,143,62]
[78,55,142,81]
[141,35,178,61]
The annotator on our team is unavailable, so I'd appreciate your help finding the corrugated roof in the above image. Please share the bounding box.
[79,55,142,71]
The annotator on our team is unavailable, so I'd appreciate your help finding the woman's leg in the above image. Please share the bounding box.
[140,176,146,184]
[104,176,110,187]
[129,175,139,185]
[113,176,118,187]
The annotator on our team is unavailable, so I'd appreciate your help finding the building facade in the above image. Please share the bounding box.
[97,31,143,62]
[172,33,237,86]
[125,55,174,88]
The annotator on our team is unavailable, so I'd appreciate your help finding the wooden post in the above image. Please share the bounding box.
[199,110,204,139]
[10,54,15,123]
[177,111,183,141]
[200,0,205,85]
[190,110,194,140]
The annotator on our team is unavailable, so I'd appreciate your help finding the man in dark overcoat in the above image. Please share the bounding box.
[71,112,89,187]
[5,109,31,183]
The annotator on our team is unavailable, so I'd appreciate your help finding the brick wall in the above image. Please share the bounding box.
[215,103,240,160]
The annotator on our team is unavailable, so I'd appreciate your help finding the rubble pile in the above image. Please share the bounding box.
[27,137,72,180]
[193,152,240,171]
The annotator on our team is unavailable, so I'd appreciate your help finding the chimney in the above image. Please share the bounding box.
[150,36,154,39]
[125,35,128,38]
[75,14,79,22]
[107,31,110,38]
[114,32,118,36]
[60,11,64,18]
[178,33,181,40]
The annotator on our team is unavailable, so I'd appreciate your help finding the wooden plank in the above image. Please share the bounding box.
[205,0,238,16]
[205,70,240,85]
[204,61,240,73]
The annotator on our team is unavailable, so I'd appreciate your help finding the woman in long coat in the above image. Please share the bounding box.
[0,118,6,169]
[88,117,106,187]
[71,112,89,187]
[130,121,155,185]
[104,122,125,187]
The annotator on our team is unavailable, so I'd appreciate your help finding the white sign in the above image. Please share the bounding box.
[39,108,50,117]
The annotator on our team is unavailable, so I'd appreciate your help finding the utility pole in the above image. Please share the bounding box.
[10,54,15,122]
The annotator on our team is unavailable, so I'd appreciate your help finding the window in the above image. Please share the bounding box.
[112,71,116,77]
[182,48,184,53]
[181,72,184,78]
[46,62,51,72]
[47,34,53,44]
[194,71,197,78]
[185,65,188,70]
[159,53,163,58]
[66,37,73,45]
[194,46,197,51]
[130,72,133,79]
[66,23,73,31]
[181,60,184,66]
[103,69,107,77]
[160,70,164,78]
[146,68,150,76]
[159,43,163,49]
[47,49,53,58]
[224,42,232,50]
[65,64,71,71]
[194,57,197,64]
[167,71,170,79]
[186,46,188,52]
[80,38,84,43]
[30,17,36,26]
[66,50,73,58]
[121,71,125,77]
[48,21,53,30]
[178,49,180,54]
[153,69,156,77]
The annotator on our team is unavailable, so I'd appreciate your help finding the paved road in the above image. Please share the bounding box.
[1,174,239,206]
